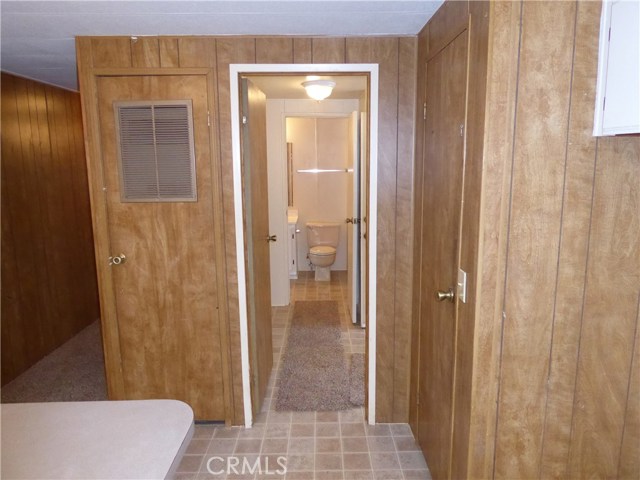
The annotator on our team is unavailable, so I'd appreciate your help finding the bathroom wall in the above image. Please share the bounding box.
[266,98,360,277]
[287,116,351,271]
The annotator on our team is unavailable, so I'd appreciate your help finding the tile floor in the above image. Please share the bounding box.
[175,272,431,480]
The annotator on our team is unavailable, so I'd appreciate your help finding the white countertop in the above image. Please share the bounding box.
[1,400,194,480]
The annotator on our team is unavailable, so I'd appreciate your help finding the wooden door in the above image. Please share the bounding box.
[347,111,360,324]
[96,75,225,420]
[416,30,468,479]
[241,78,273,415]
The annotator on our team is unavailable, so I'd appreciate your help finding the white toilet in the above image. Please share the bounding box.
[306,221,341,281]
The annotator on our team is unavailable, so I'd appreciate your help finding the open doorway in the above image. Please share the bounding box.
[229,64,379,427]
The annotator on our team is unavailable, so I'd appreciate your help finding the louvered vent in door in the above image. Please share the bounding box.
[114,100,197,202]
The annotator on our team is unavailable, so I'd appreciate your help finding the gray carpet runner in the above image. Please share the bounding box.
[276,300,364,411]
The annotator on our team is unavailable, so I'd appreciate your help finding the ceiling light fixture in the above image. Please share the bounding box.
[301,79,336,101]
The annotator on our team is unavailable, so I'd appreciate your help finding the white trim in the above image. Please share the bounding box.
[230,64,379,427]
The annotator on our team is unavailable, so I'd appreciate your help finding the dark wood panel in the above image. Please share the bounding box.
[131,37,160,67]
[256,37,293,63]
[312,38,346,63]
[1,73,99,385]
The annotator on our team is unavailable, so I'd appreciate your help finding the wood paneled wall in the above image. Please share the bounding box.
[75,35,417,424]
[467,1,640,478]
[410,2,491,478]
[1,72,99,385]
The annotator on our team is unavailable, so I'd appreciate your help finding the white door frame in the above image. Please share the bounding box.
[230,64,379,427]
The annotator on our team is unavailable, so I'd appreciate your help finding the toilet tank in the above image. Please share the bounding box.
[306,222,341,247]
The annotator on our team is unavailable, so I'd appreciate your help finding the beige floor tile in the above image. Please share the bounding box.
[369,452,400,470]
[342,437,368,453]
[288,437,315,453]
[316,437,341,454]
[315,453,343,471]
[316,423,340,437]
[342,453,372,471]
[367,436,395,452]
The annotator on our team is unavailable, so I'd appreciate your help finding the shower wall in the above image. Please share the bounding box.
[287,116,351,271]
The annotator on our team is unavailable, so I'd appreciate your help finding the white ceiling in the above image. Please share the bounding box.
[0,1,443,91]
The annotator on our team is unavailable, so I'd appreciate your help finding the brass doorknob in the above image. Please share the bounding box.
[267,234,277,242]
[109,254,126,266]
[436,287,455,302]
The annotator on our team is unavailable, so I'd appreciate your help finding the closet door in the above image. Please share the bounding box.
[416,29,468,479]
[96,74,225,420]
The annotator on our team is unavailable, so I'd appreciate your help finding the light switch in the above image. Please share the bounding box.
[457,268,467,303]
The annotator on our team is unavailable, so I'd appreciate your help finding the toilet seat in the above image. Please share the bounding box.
[310,245,336,256]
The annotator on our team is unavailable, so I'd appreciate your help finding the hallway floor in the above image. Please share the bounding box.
[176,272,431,479]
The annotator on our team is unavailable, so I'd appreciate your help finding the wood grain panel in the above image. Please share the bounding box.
[346,37,399,423]
[96,74,225,420]
[539,2,600,477]
[242,80,273,414]
[465,2,521,477]
[392,36,417,423]
[568,136,640,478]
[1,73,99,385]
[76,33,420,426]
[409,22,429,437]
[312,38,346,63]
[256,37,293,63]
[215,37,257,425]
[427,0,468,58]
[450,3,490,479]
[619,304,640,479]
[76,37,127,399]
[131,37,160,68]
[159,38,180,67]
[178,37,216,67]
[495,2,577,477]
[91,37,132,68]
[293,38,312,63]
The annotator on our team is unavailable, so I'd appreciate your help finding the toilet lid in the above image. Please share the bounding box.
[310,246,336,256]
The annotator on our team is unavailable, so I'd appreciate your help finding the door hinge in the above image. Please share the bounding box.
[459,124,464,137]
[242,115,247,125]
[603,97,606,111]
[207,111,211,127]
[416,391,420,406]
[423,102,427,121]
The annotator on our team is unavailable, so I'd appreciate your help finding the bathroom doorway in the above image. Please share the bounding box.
[230,64,379,427]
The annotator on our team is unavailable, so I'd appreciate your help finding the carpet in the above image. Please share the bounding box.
[1,321,107,403]
[276,300,354,411]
